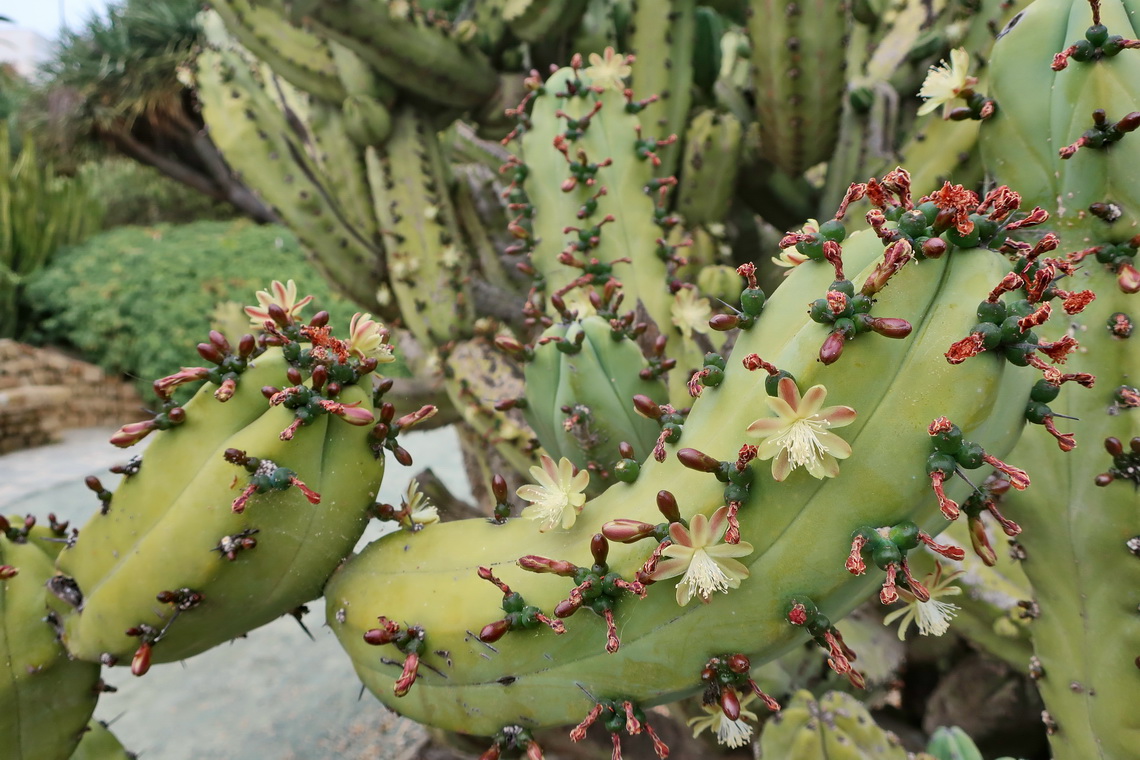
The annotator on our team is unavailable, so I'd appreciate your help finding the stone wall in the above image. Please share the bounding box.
[0,340,145,455]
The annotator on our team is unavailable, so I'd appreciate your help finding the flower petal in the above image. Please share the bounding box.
[799,384,828,416]
[816,431,853,459]
[776,378,801,412]
[650,556,690,582]
[745,417,785,436]
[817,405,857,428]
[771,449,793,481]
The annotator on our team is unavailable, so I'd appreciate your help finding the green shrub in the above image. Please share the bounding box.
[22,220,367,401]
[79,159,238,228]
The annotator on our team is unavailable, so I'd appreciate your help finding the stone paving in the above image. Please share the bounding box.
[0,426,470,759]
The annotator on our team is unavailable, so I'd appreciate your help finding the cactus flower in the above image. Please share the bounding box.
[671,286,712,339]
[244,279,313,327]
[348,313,394,362]
[584,47,632,91]
[402,480,439,529]
[882,561,964,640]
[917,48,976,117]
[687,692,759,748]
[516,455,590,532]
[745,378,855,481]
[649,506,753,605]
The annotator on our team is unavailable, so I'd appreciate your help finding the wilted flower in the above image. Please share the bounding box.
[882,561,964,639]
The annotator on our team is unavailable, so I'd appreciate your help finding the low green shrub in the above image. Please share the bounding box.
[79,159,238,228]
[22,220,368,402]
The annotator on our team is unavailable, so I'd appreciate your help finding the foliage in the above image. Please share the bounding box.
[21,220,362,400]
[0,123,103,337]
[79,158,238,228]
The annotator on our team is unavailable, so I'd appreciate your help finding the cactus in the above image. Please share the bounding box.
[1,534,101,760]
[78,2,1134,755]
[756,690,909,759]
[324,154,1073,749]
[48,288,416,669]
[979,2,1140,758]
[70,721,135,760]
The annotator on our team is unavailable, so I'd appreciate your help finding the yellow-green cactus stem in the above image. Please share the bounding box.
[325,171,1058,743]
[757,690,910,759]
[1,536,101,760]
[50,292,405,669]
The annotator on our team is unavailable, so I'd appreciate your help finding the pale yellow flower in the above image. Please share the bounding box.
[917,48,976,117]
[687,692,759,748]
[585,47,632,91]
[772,219,816,273]
[883,561,964,640]
[348,313,395,363]
[516,455,590,532]
[671,286,712,339]
[649,506,753,606]
[244,280,313,327]
[745,378,855,481]
[402,479,439,530]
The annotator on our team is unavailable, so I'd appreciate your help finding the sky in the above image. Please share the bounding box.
[3,0,113,40]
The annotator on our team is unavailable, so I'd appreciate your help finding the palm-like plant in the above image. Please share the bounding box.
[33,0,276,222]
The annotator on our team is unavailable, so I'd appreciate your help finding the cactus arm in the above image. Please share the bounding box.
[504,0,590,42]
[627,0,697,177]
[364,106,475,345]
[301,0,499,109]
[194,45,387,312]
[2,539,100,759]
[1005,268,1140,758]
[326,229,1033,734]
[208,0,348,101]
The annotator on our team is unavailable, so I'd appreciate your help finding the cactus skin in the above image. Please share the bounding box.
[981,0,1140,245]
[326,210,1038,735]
[505,0,590,42]
[1,537,101,760]
[522,316,668,493]
[748,0,850,176]
[757,690,909,759]
[51,328,386,666]
[70,721,135,760]
[365,105,475,345]
[978,3,1140,757]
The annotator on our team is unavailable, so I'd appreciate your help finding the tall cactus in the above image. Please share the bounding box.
[980,1,1140,757]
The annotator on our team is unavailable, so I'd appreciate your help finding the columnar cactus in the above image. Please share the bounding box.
[979,2,1140,757]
